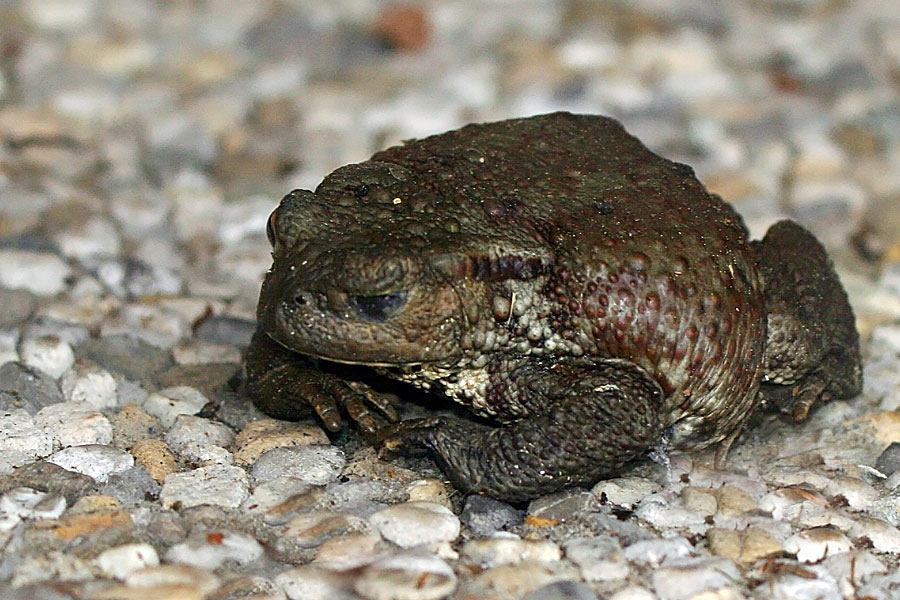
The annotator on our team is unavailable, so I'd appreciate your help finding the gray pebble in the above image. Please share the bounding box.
[165,414,235,453]
[195,315,257,348]
[34,402,113,447]
[523,581,598,600]
[369,502,460,548]
[460,494,524,536]
[0,461,97,505]
[876,442,900,477]
[0,362,64,414]
[0,289,36,327]
[160,464,249,509]
[100,466,161,505]
[75,334,173,384]
[251,445,346,486]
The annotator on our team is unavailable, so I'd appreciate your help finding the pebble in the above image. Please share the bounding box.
[59,359,118,410]
[706,527,782,563]
[177,441,233,466]
[0,408,56,473]
[166,530,264,570]
[276,564,353,600]
[110,403,162,449]
[130,438,178,482]
[165,414,235,452]
[460,494,525,536]
[0,361,65,413]
[875,442,900,477]
[622,537,695,566]
[848,516,900,554]
[355,552,457,600]
[468,561,579,599]
[783,527,853,563]
[18,335,75,379]
[123,564,220,596]
[251,445,346,486]
[314,532,384,569]
[652,557,742,600]
[160,464,249,509]
[370,502,460,548]
[46,444,134,483]
[100,466,160,505]
[171,339,242,365]
[522,581,598,600]
[563,535,629,581]
[280,510,358,550]
[593,476,663,508]
[142,386,210,427]
[233,418,330,465]
[462,536,561,568]
[0,487,67,520]
[0,250,72,296]
[0,461,97,505]
[94,543,160,580]
[34,401,113,447]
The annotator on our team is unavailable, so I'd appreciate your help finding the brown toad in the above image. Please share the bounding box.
[246,112,862,502]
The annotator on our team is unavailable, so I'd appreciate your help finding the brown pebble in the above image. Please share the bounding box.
[131,438,178,483]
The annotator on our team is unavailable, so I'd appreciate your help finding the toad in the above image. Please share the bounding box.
[245,112,862,502]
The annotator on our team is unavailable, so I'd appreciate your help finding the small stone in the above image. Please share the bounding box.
[314,532,384,569]
[95,543,160,581]
[59,359,118,410]
[124,564,220,596]
[528,489,599,522]
[142,386,209,427]
[563,536,628,581]
[609,586,656,600]
[635,493,709,532]
[623,537,695,566]
[100,466,160,505]
[469,561,578,599]
[783,527,853,563]
[34,401,113,447]
[0,288,36,327]
[875,442,900,477]
[46,444,134,483]
[100,303,190,349]
[0,409,55,472]
[707,527,782,564]
[406,478,453,509]
[0,250,73,296]
[0,487,67,520]
[19,335,75,379]
[251,445,346,486]
[280,510,357,550]
[375,4,431,52]
[849,517,900,554]
[166,530,264,570]
[130,439,178,482]
[681,487,718,516]
[355,552,457,600]
[111,403,162,449]
[76,334,173,384]
[714,486,759,520]
[592,477,663,508]
[460,494,525,536]
[234,418,329,465]
[652,557,741,600]
[370,502,460,548]
[463,537,562,568]
[241,477,317,519]
[823,475,879,510]
[160,464,249,509]
[0,361,65,414]
[165,414,234,453]
[276,564,353,600]
[764,466,831,491]
[178,441,233,466]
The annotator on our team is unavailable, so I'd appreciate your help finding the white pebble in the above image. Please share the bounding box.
[165,415,234,452]
[0,487,66,520]
[59,360,118,410]
[19,335,75,379]
[251,445,346,486]
[783,527,853,563]
[160,464,249,509]
[0,250,73,296]
[276,564,352,600]
[166,531,263,570]
[95,543,160,580]
[623,537,695,566]
[355,552,457,600]
[0,409,55,471]
[592,476,662,507]
[172,339,242,365]
[46,444,134,483]
[369,502,460,548]
[35,402,113,447]
[564,536,629,582]
[177,441,233,466]
[652,557,742,600]
[142,386,209,427]
[849,517,900,554]
[462,537,561,568]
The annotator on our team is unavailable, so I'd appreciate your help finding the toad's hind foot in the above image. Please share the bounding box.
[753,220,862,420]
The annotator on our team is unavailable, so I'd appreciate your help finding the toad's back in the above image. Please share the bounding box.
[371,112,768,447]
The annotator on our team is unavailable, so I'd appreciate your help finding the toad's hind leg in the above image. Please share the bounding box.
[379,360,664,502]
[752,220,862,421]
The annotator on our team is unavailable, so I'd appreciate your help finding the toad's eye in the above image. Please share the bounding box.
[266,209,279,248]
[349,291,408,322]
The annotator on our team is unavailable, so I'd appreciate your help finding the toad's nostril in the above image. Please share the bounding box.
[294,294,307,306]
[350,291,408,322]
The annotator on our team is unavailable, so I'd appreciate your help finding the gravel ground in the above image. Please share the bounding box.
[2,1,900,599]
